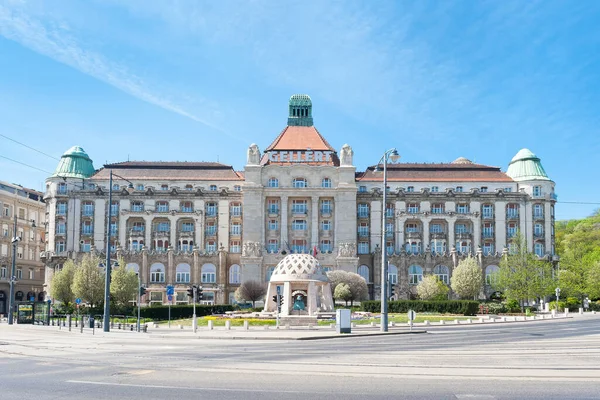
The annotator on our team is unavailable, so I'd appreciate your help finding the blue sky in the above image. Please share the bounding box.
[1,0,599,220]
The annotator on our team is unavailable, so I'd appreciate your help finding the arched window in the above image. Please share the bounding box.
[293,178,307,188]
[268,177,279,188]
[534,242,545,257]
[229,264,241,284]
[176,263,191,283]
[485,265,500,286]
[150,263,165,283]
[321,177,332,188]
[358,265,370,282]
[266,266,276,282]
[433,265,449,285]
[408,265,423,285]
[126,263,139,274]
[15,291,24,301]
[201,264,216,283]
[388,264,398,285]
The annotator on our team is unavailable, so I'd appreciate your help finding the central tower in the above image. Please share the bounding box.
[287,94,313,127]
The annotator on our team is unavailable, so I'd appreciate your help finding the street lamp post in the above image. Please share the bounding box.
[8,215,35,325]
[555,287,561,313]
[379,148,400,332]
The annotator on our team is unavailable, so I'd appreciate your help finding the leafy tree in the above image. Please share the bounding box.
[334,283,352,306]
[326,270,368,306]
[49,259,76,305]
[451,256,483,300]
[234,280,267,308]
[417,275,449,301]
[586,261,600,300]
[110,258,138,307]
[72,254,105,308]
[496,232,556,311]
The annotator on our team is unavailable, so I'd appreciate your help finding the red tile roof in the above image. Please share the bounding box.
[357,163,514,182]
[91,162,243,181]
[265,126,336,152]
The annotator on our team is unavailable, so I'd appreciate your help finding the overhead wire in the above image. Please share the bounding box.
[0,133,60,161]
[0,155,53,175]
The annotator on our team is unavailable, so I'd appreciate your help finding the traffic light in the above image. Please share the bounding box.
[196,286,203,300]
[187,287,194,298]
[279,295,284,306]
[272,295,277,304]
[139,286,147,297]
[389,283,395,299]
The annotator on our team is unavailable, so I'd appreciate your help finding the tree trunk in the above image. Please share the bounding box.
[252,300,255,308]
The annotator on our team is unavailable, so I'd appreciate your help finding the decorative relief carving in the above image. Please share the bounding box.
[337,242,356,257]
[242,241,262,257]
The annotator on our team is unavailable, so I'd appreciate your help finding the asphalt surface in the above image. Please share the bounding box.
[1,315,599,399]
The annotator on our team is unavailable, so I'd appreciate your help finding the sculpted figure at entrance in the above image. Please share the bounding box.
[340,144,354,166]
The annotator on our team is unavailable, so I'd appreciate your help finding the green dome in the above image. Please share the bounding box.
[506,148,550,181]
[52,146,95,179]
[289,94,312,107]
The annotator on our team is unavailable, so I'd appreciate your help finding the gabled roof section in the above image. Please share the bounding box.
[90,161,243,181]
[264,125,335,152]
[357,163,513,182]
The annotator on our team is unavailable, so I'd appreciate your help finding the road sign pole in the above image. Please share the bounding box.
[193,285,197,333]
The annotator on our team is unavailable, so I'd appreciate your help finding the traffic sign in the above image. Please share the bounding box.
[276,286,281,295]
[75,298,82,305]
[166,285,175,296]
[407,310,416,321]
[167,294,173,302]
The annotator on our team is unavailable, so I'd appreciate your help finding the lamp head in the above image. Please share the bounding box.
[126,182,135,194]
[390,149,400,163]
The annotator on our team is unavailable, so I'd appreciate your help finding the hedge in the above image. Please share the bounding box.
[139,304,234,320]
[361,300,479,316]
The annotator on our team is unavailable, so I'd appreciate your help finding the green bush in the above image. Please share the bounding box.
[589,301,600,312]
[505,299,520,313]
[139,304,234,320]
[481,302,506,314]
[360,300,479,316]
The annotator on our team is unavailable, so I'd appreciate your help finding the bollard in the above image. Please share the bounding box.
[329,323,335,328]
[439,320,445,325]
[478,318,484,323]
[390,321,395,327]
[244,320,249,330]
[67,315,72,332]
[308,324,313,330]
[285,324,290,330]
[225,320,231,330]
[179,325,183,330]
[208,320,214,330]
[454,319,459,324]
[501,317,507,322]
[467,319,472,324]
[579,308,584,315]
[370,321,376,327]
[424,320,430,325]
[143,324,148,333]
[351,322,356,328]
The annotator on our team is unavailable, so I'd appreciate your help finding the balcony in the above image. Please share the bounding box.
[178,231,194,238]
[534,232,545,239]
[320,208,332,216]
[230,230,242,237]
[181,207,194,213]
[506,212,519,220]
[406,231,421,239]
[292,208,308,217]
[153,231,170,238]
[357,230,369,238]
[385,210,394,218]
[533,213,544,220]
[268,207,279,216]
[430,232,446,240]
[357,212,369,219]
[482,231,494,239]
[455,232,472,240]
[482,212,494,220]
[81,228,93,236]
[507,230,517,239]
[205,228,217,237]
[385,231,394,238]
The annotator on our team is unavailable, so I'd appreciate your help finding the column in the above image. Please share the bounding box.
[495,201,506,250]
[195,200,205,249]
[395,201,404,251]
[218,199,230,250]
[448,218,455,250]
[118,215,128,250]
[311,196,319,249]
[370,200,382,252]
[169,215,178,249]
[472,215,481,251]
[544,202,553,254]
[525,202,533,252]
[280,196,288,248]
[94,199,106,250]
[144,216,152,249]
[422,218,430,252]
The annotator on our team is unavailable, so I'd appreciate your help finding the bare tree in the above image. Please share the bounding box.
[234,280,267,308]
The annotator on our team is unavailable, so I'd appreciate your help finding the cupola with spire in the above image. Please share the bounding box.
[287,94,313,127]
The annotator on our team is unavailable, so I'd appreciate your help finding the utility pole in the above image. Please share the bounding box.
[8,214,19,325]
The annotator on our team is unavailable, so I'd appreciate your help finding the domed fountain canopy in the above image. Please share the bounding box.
[270,254,328,282]
[506,148,550,181]
[52,146,95,179]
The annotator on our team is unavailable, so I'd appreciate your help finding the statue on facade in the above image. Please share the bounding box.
[242,241,262,257]
[337,242,356,257]
[340,144,354,166]
[247,143,261,165]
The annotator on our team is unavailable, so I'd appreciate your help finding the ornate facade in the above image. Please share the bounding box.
[43,95,556,305]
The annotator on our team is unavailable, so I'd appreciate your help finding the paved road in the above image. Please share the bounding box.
[1,315,599,399]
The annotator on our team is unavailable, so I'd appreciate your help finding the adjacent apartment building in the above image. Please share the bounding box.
[42,95,556,304]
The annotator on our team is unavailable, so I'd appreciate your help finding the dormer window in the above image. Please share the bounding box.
[293,178,307,188]
[136,184,144,191]
[268,178,279,188]
[160,184,169,191]
[406,186,414,193]
[456,186,463,193]
[209,185,217,191]
[185,184,193,191]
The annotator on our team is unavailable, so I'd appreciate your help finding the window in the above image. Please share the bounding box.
[136,184,144,191]
[321,220,331,231]
[430,224,443,234]
[156,201,169,212]
[533,186,542,197]
[406,186,414,193]
[159,184,168,191]
[456,203,469,214]
[386,223,394,237]
[405,223,419,233]
[356,241,368,254]
[292,220,307,230]
[230,223,241,235]
[507,223,517,238]
[209,185,217,191]
[407,203,419,214]
[358,204,369,218]
[267,199,279,214]
[385,204,394,218]
[181,202,193,213]
[534,223,544,237]
[320,240,332,253]
[268,219,279,231]
[483,242,494,256]
[534,242,545,257]
[205,240,216,253]
[433,265,449,285]
[266,266,276,282]
[358,222,369,237]
[179,240,193,252]
[267,240,279,253]
[3,205,9,217]
[357,265,369,282]
[456,241,470,254]
[56,241,65,253]
[409,265,423,285]
[533,204,544,219]
[321,178,332,188]
[485,265,499,285]
[175,264,191,283]
[0,266,6,278]
[388,265,398,285]
[507,204,519,218]
[268,178,279,188]
[482,223,494,238]
[206,202,217,216]
[16,269,23,280]
[56,222,66,234]
[230,203,242,216]
[320,200,332,214]
[455,223,468,234]
[455,186,463,193]
[234,185,241,192]
[131,201,144,212]
[292,200,307,214]
[110,202,119,215]
[56,202,67,215]
[230,240,241,253]
[431,203,444,214]
[131,240,144,251]
[431,186,439,193]
[81,221,93,235]
[504,187,512,193]
[229,264,241,284]
[508,243,517,254]
[156,222,170,232]
[386,241,394,255]
[82,202,94,216]
[150,264,165,283]
[293,178,307,188]
[205,222,217,236]
[81,240,91,252]
[431,239,445,254]
[132,221,145,232]
[291,239,307,254]
[57,183,67,194]
[184,184,193,191]
[482,204,494,218]
[480,187,488,193]
[202,264,217,283]
[359,186,367,193]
